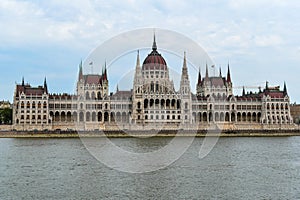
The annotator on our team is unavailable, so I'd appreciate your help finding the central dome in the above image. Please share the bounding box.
[142,35,167,70]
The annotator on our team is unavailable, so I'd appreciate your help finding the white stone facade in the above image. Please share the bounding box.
[12,37,293,131]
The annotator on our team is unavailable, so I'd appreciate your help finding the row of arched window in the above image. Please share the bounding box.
[49,111,130,123]
[85,91,103,100]
[143,99,181,110]
[192,112,262,123]
[19,101,47,109]
[266,103,289,110]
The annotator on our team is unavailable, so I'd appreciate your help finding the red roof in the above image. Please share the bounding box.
[201,77,226,87]
[142,49,167,71]
[16,84,47,97]
[210,77,226,87]
[84,74,102,85]
[266,92,285,98]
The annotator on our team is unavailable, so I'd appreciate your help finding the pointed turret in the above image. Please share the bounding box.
[103,61,107,81]
[44,77,48,93]
[22,77,24,86]
[180,51,191,95]
[227,63,231,83]
[116,84,119,92]
[181,51,188,79]
[134,50,142,84]
[219,67,222,77]
[197,67,202,85]
[136,50,141,69]
[205,63,209,79]
[242,86,245,96]
[78,60,83,81]
[283,81,287,95]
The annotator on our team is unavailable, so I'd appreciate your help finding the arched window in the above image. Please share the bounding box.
[144,99,148,109]
[150,82,154,92]
[137,102,141,109]
[97,92,102,100]
[91,92,96,99]
[185,102,188,109]
[86,91,90,100]
[177,100,181,109]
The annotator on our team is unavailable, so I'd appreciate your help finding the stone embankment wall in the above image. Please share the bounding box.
[9,121,299,132]
[0,125,12,131]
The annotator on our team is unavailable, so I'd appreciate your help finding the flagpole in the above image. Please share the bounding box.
[214,67,215,77]
[89,62,93,74]
[211,65,215,77]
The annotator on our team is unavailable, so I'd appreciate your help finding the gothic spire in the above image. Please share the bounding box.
[205,63,209,78]
[134,50,142,86]
[181,51,188,79]
[283,81,287,95]
[136,50,140,68]
[219,67,222,77]
[242,86,245,96]
[103,61,107,81]
[22,77,24,86]
[180,51,190,94]
[183,51,187,69]
[227,63,231,82]
[78,60,83,81]
[197,67,202,85]
[152,32,157,51]
[44,77,47,87]
[44,77,48,93]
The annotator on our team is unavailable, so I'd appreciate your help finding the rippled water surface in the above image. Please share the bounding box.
[0,137,300,199]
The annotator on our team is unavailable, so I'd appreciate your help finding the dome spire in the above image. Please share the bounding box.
[152,31,157,51]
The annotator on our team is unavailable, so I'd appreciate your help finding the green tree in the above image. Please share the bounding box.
[0,108,12,124]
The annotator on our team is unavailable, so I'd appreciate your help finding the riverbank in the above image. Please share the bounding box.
[1,129,300,138]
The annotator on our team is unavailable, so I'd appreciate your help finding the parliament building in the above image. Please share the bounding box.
[12,36,294,131]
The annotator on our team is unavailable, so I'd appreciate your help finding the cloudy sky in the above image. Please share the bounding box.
[1,0,300,102]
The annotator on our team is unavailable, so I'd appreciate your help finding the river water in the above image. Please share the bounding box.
[0,137,299,199]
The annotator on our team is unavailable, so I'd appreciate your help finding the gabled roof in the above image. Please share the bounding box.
[84,74,103,85]
[16,84,47,97]
[200,76,227,87]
